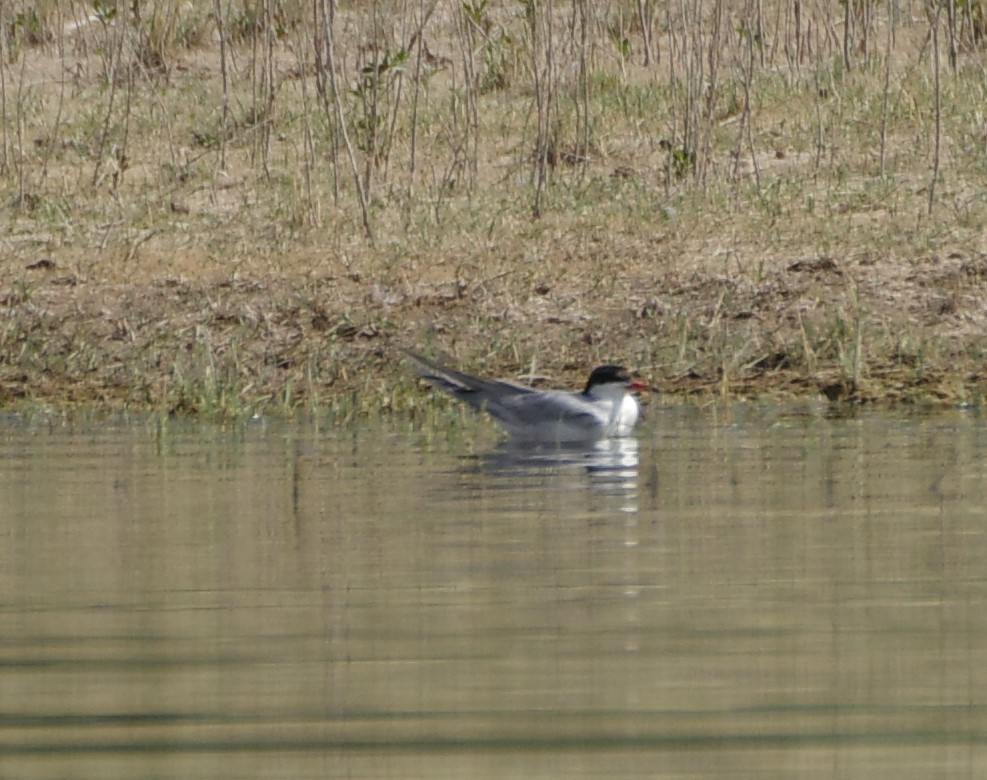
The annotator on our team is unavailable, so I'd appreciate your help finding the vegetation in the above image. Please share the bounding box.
[1,0,986,417]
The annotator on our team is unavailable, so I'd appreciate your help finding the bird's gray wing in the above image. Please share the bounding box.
[404,350,606,438]
[501,390,606,431]
[403,350,537,418]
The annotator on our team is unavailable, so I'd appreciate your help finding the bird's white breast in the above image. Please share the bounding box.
[616,394,640,436]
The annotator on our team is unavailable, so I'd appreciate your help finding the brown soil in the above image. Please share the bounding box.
[4,218,985,415]
[2,6,986,416]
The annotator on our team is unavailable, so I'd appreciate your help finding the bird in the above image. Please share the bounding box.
[404,350,648,445]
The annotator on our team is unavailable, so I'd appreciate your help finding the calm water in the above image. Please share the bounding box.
[1,406,987,779]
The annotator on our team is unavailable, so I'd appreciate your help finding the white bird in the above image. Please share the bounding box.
[405,351,648,444]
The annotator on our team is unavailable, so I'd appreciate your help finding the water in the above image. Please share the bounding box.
[2,407,987,779]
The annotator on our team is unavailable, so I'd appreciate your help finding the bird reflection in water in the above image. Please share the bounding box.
[460,436,640,508]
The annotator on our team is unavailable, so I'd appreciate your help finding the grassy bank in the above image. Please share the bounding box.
[1,1,986,417]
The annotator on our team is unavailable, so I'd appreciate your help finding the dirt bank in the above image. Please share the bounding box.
[3,226,985,416]
[2,4,986,415]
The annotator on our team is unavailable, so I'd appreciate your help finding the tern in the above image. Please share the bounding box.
[405,351,648,444]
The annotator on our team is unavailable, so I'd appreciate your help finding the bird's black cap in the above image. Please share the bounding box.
[583,365,632,394]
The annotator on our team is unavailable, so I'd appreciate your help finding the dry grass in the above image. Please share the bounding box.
[1,0,987,416]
